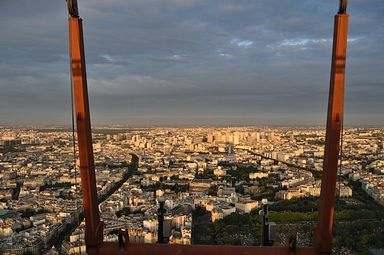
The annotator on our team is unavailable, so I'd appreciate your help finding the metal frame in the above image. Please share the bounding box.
[68,17,104,247]
[315,13,349,253]
[89,242,318,255]
[68,2,349,255]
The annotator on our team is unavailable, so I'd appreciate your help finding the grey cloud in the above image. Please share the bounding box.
[0,0,383,126]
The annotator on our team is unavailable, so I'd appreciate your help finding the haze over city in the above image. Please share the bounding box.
[1,0,383,126]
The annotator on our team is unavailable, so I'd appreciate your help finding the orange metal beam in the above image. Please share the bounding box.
[89,242,318,255]
[69,16,103,247]
[315,11,349,254]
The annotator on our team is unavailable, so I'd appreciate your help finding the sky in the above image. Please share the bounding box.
[0,0,383,127]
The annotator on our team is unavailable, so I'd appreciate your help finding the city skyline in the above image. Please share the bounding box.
[0,126,383,253]
[1,0,383,126]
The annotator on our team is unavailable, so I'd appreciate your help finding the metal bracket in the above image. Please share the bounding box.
[118,229,129,249]
[66,0,79,17]
[287,234,297,254]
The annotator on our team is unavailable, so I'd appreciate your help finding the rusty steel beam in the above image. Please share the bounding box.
[315,9,349,255]
[89,242,318,255]
[69,16,103,248]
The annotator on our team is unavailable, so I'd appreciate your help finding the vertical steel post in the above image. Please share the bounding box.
[262,204,269,246]
[157,198,166,243]
[69,16,104,248]
[315,5,349,254]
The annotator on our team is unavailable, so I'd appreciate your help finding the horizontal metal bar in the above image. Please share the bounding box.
[89,242,319,255]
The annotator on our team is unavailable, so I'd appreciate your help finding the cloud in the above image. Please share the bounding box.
[347,37,363,43]
[276,36,363,48]
[276,38,331,47]
[100,54,117,63]
[169,54,188,60]
[0,0,383,125]
[230,39,255,48]
[219,53,233,58]
[219,4,245,12]
[89,74,180,97]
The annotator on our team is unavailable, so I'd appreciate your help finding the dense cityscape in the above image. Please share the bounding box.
[0,126,383,254]
[1,0,383,254]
